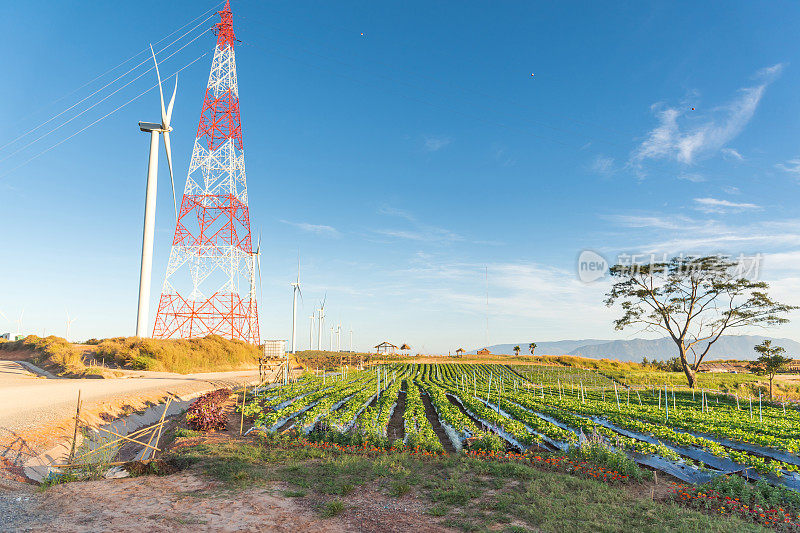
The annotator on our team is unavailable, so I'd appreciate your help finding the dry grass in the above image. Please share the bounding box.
[94,335,260,374]
[0,335,85,375]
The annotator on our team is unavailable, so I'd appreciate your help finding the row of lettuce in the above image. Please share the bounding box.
[237,363,800,479]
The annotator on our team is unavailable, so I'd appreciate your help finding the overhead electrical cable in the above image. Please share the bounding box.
[0,27,212,165]
[9,1,225,132]
[0,9,218,154]
[0,52,210,181]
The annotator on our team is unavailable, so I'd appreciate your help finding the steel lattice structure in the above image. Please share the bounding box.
[153,1,259,344]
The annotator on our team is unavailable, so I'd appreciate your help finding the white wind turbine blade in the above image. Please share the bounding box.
[165,75,177,125]
[162,130,177,221]
[150,44,167,126]
[164,75,178,220]
[0,309,7,322]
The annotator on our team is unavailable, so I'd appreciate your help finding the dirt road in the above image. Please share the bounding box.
[0,361,261,434]
[0,360,266,478]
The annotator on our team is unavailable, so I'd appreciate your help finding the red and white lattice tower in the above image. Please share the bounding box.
[153,1,259,344]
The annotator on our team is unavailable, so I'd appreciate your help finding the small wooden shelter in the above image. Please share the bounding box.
[455,348,465,357]
[375,341,398,355]
[400,343,411,354]
[477,348,492,355]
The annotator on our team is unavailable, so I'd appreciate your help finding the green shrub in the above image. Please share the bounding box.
[567,441,651,482]
[703,474,800,513]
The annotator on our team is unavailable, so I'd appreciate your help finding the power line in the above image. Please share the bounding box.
[0,6,219,154]
[0,27,212,166]
[0,52,210,181]
[8,1,225,132]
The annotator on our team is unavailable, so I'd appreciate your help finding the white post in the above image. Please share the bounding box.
[136,130,160,337]
[759,392,762,423]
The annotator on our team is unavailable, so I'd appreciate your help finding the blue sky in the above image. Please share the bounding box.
[1,1,799,353]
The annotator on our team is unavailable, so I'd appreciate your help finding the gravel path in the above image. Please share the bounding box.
[0,479,50,532]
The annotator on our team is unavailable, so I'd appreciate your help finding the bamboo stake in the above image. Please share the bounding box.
[93,427,161,453]
[73,420,168,460]
[240,386,247,435]
[151,397,172,459]
[68,390,82,463]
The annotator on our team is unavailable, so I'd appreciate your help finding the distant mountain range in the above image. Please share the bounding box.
[472,335,800,362]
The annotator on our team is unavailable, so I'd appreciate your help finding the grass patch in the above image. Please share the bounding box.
[283,489,306,497]
[166,434,766,532]
[92,335,260,374]
[0,335,85,375]
[389,480,411,496]
[321,499,344,517]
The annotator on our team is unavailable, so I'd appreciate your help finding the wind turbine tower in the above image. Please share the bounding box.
[136,46,177,338]
[317,297,326,350]
[290,258,301,353]
[65,311,77,342]
[308,314,315,351]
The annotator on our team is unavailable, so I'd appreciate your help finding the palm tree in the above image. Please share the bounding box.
[513,345,520,356]
[529,342,537,356]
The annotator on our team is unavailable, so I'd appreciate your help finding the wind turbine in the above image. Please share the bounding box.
[349,327,353,352]
[335,324,341,352]
[65,310,77,342]
[308,314,315,351]
[136,44,178,338]
[249,231,262,344]
[16,309,24,338]
[290,256,302,353]
[316,295,326,350]
[329,325,334,351]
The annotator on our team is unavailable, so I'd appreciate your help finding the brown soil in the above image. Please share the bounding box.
[417,386,456,454]
[25,468,456,532]
[445,393,483,429]
[386,387,406,442]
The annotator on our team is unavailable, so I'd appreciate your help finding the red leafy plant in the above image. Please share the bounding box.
[186,388,231,431]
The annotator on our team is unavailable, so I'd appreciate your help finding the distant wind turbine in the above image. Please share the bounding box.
[308,314,315,351]
[249,232,263,344]
[290,255,302,353]
[65,310,77,342]
[317,295,326,350]
[16,309,24,337]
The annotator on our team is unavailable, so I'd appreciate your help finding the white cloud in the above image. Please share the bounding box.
[603,214,701,231]
[776,158,800,175]
[375,206,463,243]
[721,147,745,161]
[606,213,800,255]
[677,173,706,183]
[280,220,340,237]
[724,186,741,195]
[693,197,761,214]
[631,64,783,169]
[590,155,615,176]
[423,135,452,152]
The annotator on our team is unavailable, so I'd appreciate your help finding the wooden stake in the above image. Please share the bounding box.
[68,390,82,463]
